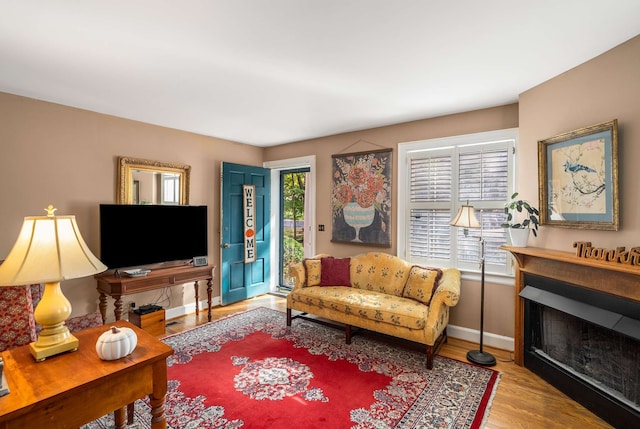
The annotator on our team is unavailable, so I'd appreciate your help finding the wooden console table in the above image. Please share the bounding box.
[96,264,215,323]
[0,321,173,429]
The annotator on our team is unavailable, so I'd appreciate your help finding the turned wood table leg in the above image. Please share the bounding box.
[149,394,167,429]
[207,278,213,322]
[98,291,107,324]
[114,295,123,321]
[194,280,200,316]
[150,360,169,429]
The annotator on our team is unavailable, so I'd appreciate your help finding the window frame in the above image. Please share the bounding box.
[161,173,181,205]
[397,128,518,279]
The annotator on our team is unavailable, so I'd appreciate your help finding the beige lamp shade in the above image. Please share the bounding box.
[450,204,480,229]
[0,208,107,286]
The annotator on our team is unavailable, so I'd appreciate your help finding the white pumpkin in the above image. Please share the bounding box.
[96,326,138,360]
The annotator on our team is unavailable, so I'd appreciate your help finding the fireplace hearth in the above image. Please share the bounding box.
[503,246,640,429]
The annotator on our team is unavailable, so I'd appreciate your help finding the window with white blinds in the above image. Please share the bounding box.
[398,129,516,275]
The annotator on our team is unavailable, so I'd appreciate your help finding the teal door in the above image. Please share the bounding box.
[220,162,271,305]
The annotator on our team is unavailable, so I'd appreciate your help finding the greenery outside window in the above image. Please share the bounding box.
[280,168,308,289]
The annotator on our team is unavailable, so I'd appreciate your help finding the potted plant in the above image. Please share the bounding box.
[502,192,539,246]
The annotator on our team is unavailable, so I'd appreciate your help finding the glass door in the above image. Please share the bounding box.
[279,168,309,291]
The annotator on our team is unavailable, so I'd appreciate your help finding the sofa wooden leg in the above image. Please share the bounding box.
[345,325,352,344]
[426,345,434,370]
[286,308,292,326]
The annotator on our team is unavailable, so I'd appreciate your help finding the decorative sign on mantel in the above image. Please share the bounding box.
[574,241,640,265]
[243,185,256,263]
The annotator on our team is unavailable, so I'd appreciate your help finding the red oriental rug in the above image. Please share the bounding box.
[83,307,500,428]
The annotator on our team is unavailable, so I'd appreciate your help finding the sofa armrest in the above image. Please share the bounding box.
[288,254,333,292]
[289,261,306,291]
[425,268,461,333]
[431,268,461,307]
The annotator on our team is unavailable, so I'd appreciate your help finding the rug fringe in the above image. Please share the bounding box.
[479,372,502,428]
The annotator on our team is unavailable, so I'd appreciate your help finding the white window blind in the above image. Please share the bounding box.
[400,130,516,275]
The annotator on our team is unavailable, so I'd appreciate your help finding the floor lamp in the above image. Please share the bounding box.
[450,203,497,366]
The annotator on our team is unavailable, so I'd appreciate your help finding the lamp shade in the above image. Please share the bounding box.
[450,204,480,229]
[0,208,107,286]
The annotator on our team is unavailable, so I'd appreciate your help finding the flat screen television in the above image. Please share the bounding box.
[99,204,208,270]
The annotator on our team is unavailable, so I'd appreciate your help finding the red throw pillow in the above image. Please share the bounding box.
[320,257,351,286]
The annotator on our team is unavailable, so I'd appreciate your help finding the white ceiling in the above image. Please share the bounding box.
[1,1,639,147]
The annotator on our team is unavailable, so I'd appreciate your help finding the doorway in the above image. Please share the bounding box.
[265,156,316,295]
[279,168,309,292]
[220,162,271,305]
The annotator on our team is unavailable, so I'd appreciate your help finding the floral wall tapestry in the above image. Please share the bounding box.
[331,149,392,246]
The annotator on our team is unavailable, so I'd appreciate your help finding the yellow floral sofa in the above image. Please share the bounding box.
[286,252,460,369]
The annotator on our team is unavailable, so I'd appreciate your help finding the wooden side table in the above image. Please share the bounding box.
[0,321,173,429]
[96,264,215,322]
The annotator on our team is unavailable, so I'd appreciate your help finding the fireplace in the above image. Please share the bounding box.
[521,274,640,428]
[504,246,640,429]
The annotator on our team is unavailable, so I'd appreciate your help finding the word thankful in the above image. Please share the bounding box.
[574,241,640,265]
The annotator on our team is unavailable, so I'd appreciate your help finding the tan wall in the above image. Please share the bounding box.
[265,105,520,337]
[519,35,640,252]
[0,92,263,319]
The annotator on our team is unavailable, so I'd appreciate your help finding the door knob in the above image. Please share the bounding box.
[222,243,230,248]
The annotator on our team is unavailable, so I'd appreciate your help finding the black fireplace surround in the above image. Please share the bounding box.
[521,273,640,429]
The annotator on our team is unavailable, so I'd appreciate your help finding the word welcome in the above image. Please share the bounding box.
[243,184,256,263]
[574,241,640,266]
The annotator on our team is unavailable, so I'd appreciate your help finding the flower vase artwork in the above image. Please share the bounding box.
[331,149,392,246]
[342,201,375,242]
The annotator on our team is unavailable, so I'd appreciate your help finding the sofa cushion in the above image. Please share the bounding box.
[403,266,443,305]
[320,257,351,286]
[303,258,322,287]
[350,252,412,297]
[288,286,427,330]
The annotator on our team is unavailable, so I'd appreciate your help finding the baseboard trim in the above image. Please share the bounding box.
[447,324,514,352]
[165,297,221,321]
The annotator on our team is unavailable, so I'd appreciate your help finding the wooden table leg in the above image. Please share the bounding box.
[127,402,135,424]
[98,291,108,324]
[207,278,213,322]
[114,406,127,429]
[150,359,169,429]
[114,295,123,321]
[149,396,167,429]
[194,280,200,316]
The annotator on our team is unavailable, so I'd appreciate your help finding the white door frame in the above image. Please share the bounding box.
[264,155,316,291]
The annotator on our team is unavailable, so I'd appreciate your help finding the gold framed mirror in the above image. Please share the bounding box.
[117,156,191,205]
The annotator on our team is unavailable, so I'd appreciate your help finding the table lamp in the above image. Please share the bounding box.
[0,205,107,361]
[450,202,496,366]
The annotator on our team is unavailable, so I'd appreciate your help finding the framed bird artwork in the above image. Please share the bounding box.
[538,119,619,230]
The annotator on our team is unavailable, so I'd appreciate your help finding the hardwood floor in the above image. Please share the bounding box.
[162,294,612,429]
